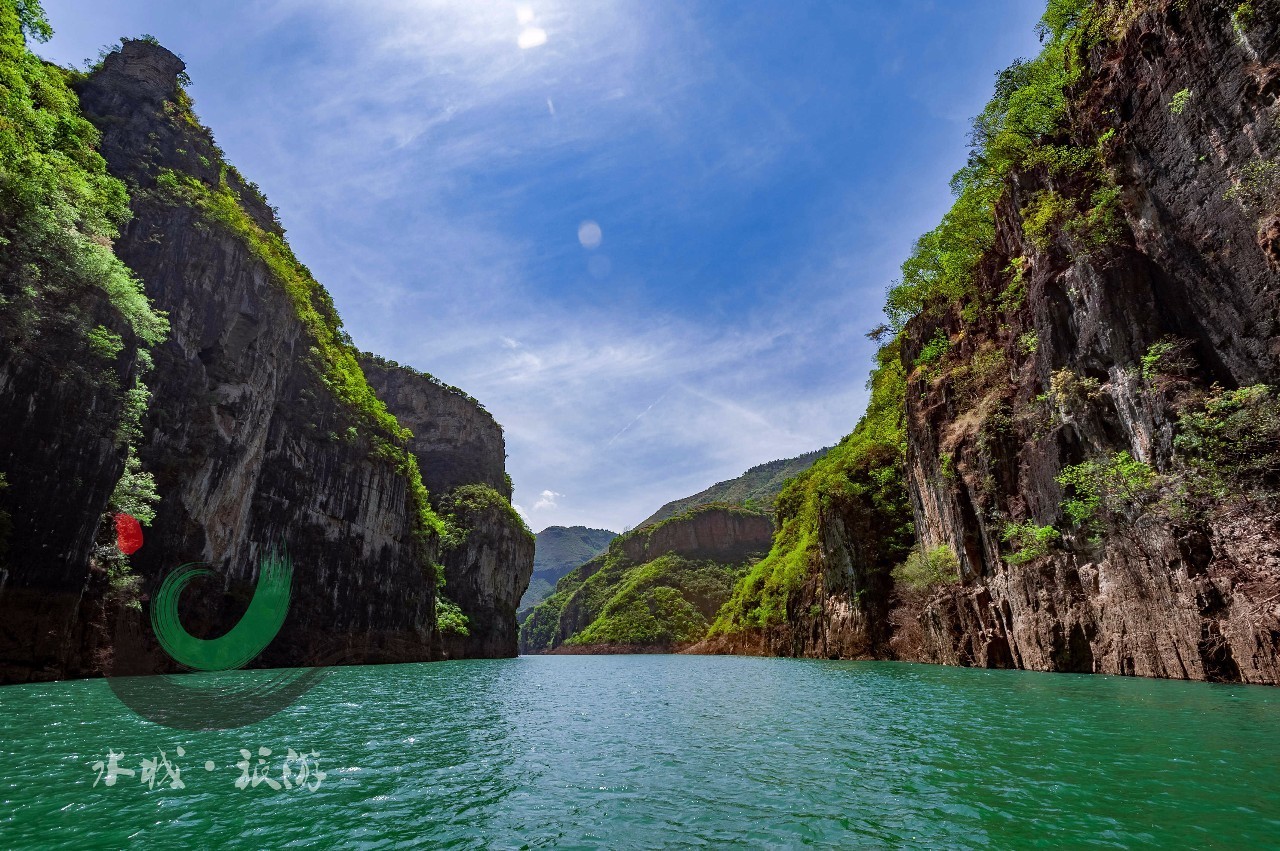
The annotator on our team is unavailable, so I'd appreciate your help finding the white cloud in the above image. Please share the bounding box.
[532,490,563,511]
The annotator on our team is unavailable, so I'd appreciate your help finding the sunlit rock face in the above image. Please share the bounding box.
[76,40,438,676]
[699,2,1280,683]
[898,2,1280,682]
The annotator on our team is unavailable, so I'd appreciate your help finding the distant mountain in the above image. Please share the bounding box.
[637,448,831,528]
[517,526,617,617]
[520,505,773,653]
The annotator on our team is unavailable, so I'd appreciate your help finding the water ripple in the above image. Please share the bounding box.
[2,657,1280,847]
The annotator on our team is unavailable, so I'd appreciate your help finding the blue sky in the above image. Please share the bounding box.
[40,1,1044,533]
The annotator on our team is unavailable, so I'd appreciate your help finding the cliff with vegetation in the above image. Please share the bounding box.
[520,505,773,653]
[0,10,529,682]
[700,0,1280,684]
[361,354,534,658]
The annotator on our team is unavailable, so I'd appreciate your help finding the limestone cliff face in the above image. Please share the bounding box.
[71,41,439,674]
[619,509,774,565]
[864,1,1280,682]
[357,356,509,498]
[702,1,1280,684]
[697,482,908,661]
[0,39,524,682]
[0,266,141,682]
[360,356,533,659]
[899,0,1280,682]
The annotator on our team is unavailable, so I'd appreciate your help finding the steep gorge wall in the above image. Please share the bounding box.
[902,0,1280,682]
[73,41,440,674]
[361,355,533,658]
[0,16,170,681]
[0,246,140,682]
[704,0,1280,684]
[0,35,527,682]
[521,506,773,653]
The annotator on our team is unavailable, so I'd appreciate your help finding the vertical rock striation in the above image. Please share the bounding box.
[0,35,527,682]
[901,0,1280,682]
[706,0,1280,685]
[360,355,533,658]
[70,40,440,674]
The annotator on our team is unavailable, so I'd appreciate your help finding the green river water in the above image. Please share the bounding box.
[1,655,1278,848]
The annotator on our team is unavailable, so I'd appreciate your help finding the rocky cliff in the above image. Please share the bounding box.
[0,28,529,681]
[703,0,1280,684]
[361,354,533,658]
[902,0,1280,682]
[0,15,171,681]
[619,507,774,565]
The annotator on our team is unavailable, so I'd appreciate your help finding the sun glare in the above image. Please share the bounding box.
[517,27,548,49]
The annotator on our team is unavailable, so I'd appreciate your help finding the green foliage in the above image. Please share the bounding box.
[1069,184,1123,248]
[567,555,740,646]
[1142,341,1175,380]
[1023,190,1074,250]
[1232,3,1255,34]
[520,588,569,651]
[14,0,50,42]
[954,342,1009,403]
[1025,183,1122,253]
[884,1,1116,330]
[436,596,470,637]
[886,180,997,330]
[1140,337,1194,383]
[1168,88,1192,116]
[914,329,951,369]
[1,6,170,578]
[711,342,913,635]
[109,448,160,525]
[441,483,532,546]
[1001,521,1060,565]
[1043,367,1102,423]
[891,544,960,590]
[1056,451,1159,533]
[102,443,159,610]
[105,558,142,611]
[0,5,169,349]
[1173,384,1280,498]
[997,257,1029,313]
[86,325,124,360]
[113,368,155,447]
[1018,330,1039,355]
[639,448,830,527]
[521,541,746,650]
[1224,159,1280,217]
[645,500,763,533]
